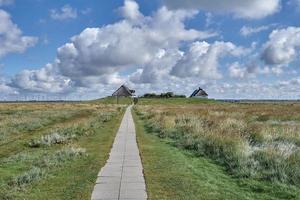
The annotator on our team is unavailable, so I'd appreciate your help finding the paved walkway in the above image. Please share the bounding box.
[91,106,147,200]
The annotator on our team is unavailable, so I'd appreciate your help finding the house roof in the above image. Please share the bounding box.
[112,85,135,96]
[190,87,208,97]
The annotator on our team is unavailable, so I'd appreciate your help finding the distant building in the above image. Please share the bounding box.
[190,87,208,98]
[112,85,135,97]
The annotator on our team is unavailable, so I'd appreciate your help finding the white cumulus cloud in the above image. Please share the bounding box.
[162,0,281,19]
[10,1,216,94]
[262,27,300,65]
[50,5,77,21]
[171,41,246,79]
[0,10,38,58]
[11,63,72,93]
[119,0,143,21]
[55,3,215,86]
[228,62,271,79]
[130,49,183,84]
[240,25,275,37]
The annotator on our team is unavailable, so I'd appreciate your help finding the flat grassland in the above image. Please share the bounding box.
[134,99,300,199]
[0,102,125,200]
[1,98,300,200]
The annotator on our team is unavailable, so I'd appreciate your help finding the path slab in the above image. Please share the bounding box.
[91,106,147,200]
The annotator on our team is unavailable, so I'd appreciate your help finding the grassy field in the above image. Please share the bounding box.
[137,97,217,105]
[0,102,126,199]
[133,99,300,199]
[1,98,300,199]
[93,96,133,105]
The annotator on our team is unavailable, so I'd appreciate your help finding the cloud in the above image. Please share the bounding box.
[162,0,281,19]
[229,62,252,78]
[55,3,215,86]
[130,49,182,83]
[10,1,216,95]
[0,0,13,6]
[8,0,297,100]
[0,82,17,95]
[50,5,77,21]
[208,78,300,99]
[74,73,126,88]
[171,41,246,79]
[11,63,72,93]
[0,76,18,95]
[279,77,300,88]
[297,0,300,7]
[228,62,270,78]
[289,0,300,10]
[81,8,92,15]
[0,10,38,58]
[205,12,213,27]
[118,0,143,21]
[261,27,300,65]
[240,25,274,37]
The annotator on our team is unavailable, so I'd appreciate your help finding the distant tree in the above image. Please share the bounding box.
[143,93,157,98]
[141,92,185,98]
[174,94,186,98]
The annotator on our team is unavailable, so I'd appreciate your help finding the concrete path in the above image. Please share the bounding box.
[91,106,147,200]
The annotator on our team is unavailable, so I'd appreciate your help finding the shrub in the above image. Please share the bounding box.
[99,113,114,122]
[256,115,270,122]
[55,147,86,159]
[3,153,35,164]
[39,147,87,168]
[28,132,72,147]
[11,167,44,187]
[27,123,94,148]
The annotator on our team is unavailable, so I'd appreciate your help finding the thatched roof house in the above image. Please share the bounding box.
[112,85,135,97]
[190,87,208,98]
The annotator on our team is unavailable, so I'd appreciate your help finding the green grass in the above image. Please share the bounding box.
[21,113,123,200]
[92,96,217,105]
[134,101,300,185]
[0,110,91,159]
[133,111,300,200]
[92,96,133,105]
[0,103,125,200]
[137,97,217,105]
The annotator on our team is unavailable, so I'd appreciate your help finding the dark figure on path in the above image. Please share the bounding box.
[133,97,138,105]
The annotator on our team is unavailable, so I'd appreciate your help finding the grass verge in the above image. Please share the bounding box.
[0,105,125,200]
[133,111,300,200]
[22,115,122,200]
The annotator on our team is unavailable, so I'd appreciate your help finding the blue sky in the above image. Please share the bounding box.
[0,0,299,100]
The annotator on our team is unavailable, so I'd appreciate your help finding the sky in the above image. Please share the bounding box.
[0,0,300,100]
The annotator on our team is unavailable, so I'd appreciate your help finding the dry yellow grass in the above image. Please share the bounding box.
[135,102,300,185]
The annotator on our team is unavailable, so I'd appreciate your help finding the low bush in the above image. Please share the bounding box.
[28,132,73,147]
[11,167,44,187]
[39,147,87,168]
[99,113,114,122]
[27,121,96,148]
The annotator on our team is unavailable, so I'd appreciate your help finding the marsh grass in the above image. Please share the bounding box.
[0,102,124,199]
[27,126,86,148]
[8,147,87,189]
[134,111,300,200]
[135,102,300,186]
[25,108,118,148]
